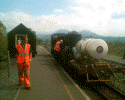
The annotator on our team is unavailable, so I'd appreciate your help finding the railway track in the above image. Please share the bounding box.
[88,82,125,100]
[45,45,125,100]
[65,64,125,100]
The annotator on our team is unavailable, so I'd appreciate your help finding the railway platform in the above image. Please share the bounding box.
[14,46,90,100]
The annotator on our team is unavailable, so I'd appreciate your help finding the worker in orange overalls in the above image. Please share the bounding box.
[16,36,32,90]
[54,40,61,52]
[54,40,63,63]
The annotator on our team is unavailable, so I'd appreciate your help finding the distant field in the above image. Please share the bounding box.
[106,41,125,57]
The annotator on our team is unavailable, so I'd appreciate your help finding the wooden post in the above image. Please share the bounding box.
[7,50,10,77]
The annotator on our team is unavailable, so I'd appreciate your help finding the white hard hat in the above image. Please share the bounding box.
[60,40,63,42]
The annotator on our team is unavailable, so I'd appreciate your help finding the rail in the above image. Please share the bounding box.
[89,82,125,100]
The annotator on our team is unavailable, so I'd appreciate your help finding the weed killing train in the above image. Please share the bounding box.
[51,31,125,82]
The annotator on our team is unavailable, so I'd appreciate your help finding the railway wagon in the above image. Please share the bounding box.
[7,23,36,58]
[51,31,125,82]
[51,31,81,61]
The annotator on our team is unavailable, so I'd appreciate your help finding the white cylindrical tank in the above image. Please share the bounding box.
[76,38,108,59]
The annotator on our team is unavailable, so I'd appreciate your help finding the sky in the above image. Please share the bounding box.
[0,0,125,36]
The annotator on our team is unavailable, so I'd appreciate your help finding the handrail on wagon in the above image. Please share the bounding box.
[106,63,118,80]
[91,64,100,80]
[86,62,125,82]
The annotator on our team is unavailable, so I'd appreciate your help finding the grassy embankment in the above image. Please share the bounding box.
[107,41,125,57]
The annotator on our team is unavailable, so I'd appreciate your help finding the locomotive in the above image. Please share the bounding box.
[51,31,125,82]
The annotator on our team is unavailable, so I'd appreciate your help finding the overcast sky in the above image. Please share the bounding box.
[0,0,125,36]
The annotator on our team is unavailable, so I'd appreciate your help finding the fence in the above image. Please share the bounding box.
[0,50,16,77]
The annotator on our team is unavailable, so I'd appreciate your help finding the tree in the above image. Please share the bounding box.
[28,28,36,35]
[36,38,43,45]
[0,21,7,36]
[0,21,8,61]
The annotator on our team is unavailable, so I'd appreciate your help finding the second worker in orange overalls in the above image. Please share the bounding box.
[16,36,32,90]
[54,40,63,63]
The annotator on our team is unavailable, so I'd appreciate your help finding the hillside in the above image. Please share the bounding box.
[36,29,125,42]
[52,29,70,34]
[79,30,100,38]
[36,34,51,40]
[79,30,125,42]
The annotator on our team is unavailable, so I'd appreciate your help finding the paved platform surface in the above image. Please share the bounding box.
[14,46,89,100]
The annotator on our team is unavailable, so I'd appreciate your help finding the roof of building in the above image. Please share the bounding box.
[7,23,35,37]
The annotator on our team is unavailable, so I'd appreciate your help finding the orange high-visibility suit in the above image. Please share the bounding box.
[16,43,32,88]
[54,41,61,62]
[54,41,61,52]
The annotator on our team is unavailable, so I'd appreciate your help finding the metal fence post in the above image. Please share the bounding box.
[7,50,10,77]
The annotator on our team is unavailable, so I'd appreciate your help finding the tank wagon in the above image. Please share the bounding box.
[51,31,125,82]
